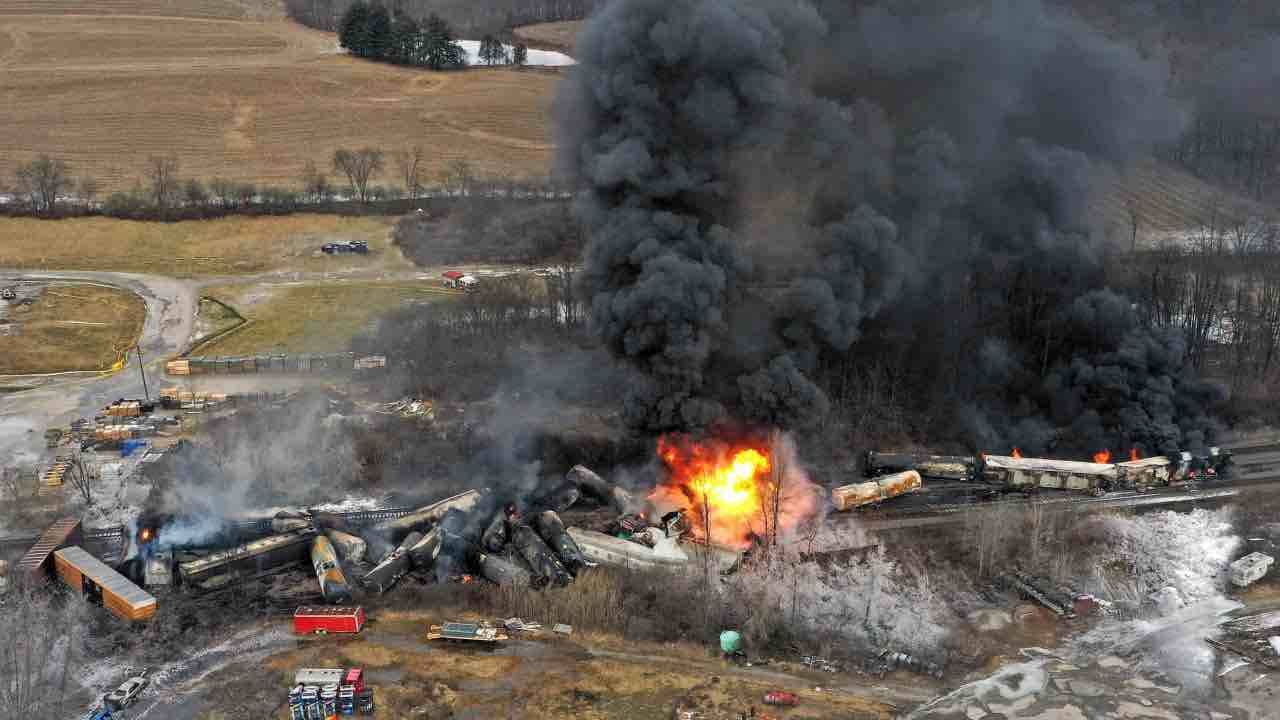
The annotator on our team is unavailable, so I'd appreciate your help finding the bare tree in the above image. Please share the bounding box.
[0,466,19,503]
[210,177,236,208]
[1126,197,1142,253]
[0,589,86,717]
[146,154,180,210]
[77,176,99,207]
[62,452,94,507]
[332,147,384,203]
[394,145,427,201]
[15,156,72,216]
[440,158,474,197]
[301,160,332,203]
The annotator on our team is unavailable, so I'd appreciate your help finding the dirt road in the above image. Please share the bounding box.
[0,270,198,454]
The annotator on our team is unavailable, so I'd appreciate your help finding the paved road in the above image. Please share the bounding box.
[0,270,199,456]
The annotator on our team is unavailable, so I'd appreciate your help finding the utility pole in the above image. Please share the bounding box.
[135,344,150,403]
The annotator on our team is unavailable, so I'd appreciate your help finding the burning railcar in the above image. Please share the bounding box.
[980,455,1118,494]
[178,529,317,590]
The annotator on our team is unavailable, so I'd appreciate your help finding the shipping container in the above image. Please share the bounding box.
[16,517,82,584]
[293,606,366,635]
[54,546,157,621]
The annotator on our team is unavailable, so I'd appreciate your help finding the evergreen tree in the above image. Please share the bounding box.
[479,35,509,66]
[338,0,370,57]
[390,12,419,65]
[423,13,466,70]
[513,42,528,68]
[366,2,392,60]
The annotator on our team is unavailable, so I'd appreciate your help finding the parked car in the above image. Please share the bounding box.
[321,240,370,255]
[103,671,149,711]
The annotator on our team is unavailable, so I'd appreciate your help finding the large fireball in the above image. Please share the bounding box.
[650,433,819,548]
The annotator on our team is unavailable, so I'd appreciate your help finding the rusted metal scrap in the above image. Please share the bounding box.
[1002,571,1075,617]
[510,522,572,588]
[533,511,591,573]
[362,531,422,594]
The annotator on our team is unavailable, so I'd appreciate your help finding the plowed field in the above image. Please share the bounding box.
[0,1,559,192]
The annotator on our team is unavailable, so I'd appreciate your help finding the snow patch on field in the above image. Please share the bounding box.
[457,39,575,66]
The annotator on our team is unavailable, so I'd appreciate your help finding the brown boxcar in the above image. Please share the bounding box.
[15,517,82,584]
[53,546,157,622]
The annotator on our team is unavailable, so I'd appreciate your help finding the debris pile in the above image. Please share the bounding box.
[373,398,435,420]
[1209,609,1280,669]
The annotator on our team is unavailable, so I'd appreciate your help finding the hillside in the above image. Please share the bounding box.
[1096,157,1269,248]
[0,1,559,193]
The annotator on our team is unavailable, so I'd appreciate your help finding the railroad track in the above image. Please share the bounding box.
[842,472,1280,532]
[0,506,418,555]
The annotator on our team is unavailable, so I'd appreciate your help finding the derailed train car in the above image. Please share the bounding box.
[1115,456,1175,490]
[980,455,1117,495]
[179,529,316,590]
[311,536,353,604]
[865,451,976,481]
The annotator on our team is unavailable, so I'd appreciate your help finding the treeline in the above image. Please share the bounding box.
[340,2,462,69]
[2,151,571,222]
[1121,213,1280,408]
[1161,114,1280,202]
[286,0,596,37]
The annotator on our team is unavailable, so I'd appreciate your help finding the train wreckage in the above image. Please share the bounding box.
[104,465,714,604]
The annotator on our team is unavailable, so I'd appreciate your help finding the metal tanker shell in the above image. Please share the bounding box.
[832,470,923,512]
[311,536,353,604]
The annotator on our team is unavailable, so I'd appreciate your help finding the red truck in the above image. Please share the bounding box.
[293,606,366,635]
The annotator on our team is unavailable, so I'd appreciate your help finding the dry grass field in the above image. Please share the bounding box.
[1095,157,1270,246]
[198,280,458,354]
[0,1,559,193]
[513,20,583,53]
[0,282,146,374]
[0,215,404,275]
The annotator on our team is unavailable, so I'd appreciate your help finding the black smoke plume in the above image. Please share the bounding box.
[559,0,1221,453]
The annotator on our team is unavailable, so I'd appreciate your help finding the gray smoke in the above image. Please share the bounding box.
[560,0,1216,451]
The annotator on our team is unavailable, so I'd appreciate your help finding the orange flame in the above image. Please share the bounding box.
[1011,447,1024,459]
[651,434,794,548]
[1129,447,1140,462]
[139,527,154,543]
[1093,449,1112,464]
